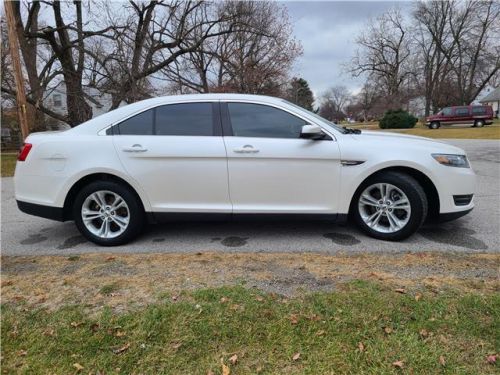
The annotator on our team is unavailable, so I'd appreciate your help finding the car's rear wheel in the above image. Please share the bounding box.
[474,120,484,128]
[73,181,144,246]
[429,122,440,129]
[352,172,428,241]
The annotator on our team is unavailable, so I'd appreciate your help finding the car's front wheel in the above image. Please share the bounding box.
[352,172,428,241]
[73,181,144,246]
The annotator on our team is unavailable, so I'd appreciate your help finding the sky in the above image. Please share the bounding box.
[284,1,412,98]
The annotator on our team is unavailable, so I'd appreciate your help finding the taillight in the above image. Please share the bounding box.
[18,143,32,161]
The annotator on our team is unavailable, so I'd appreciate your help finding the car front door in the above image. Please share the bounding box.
[112,102,231,214]
[221,101,341,214]
[453,106,471,125]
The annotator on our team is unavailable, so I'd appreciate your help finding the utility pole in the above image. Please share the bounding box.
[4,0,30,140]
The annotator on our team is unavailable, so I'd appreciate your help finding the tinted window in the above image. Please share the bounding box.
[455,107,469,116]
[228,103,307,138]
[116,109,154,135]
[155,103,213,136]
[472,106,486,114]
[441,107,452,116]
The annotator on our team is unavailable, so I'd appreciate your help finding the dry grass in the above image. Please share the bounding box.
[2,252,499,313]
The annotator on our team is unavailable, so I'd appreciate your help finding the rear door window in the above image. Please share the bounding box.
[155,103,213,136]
[111,109,154,135]
[455,107,470,116]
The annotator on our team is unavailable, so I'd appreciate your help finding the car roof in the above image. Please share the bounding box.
[68,93,287,135]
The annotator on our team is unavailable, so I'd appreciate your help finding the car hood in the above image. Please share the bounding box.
[352,130,466,154]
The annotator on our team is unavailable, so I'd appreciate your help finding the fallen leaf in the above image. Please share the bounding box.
[1,280,13,287]
[486,354,497,364]
[394,288,406,294]
[106,256,116,261]
[309,314,321,321]
[384,327,393,334]
[415,292,422,301]
[17,350,27,357]
[73,363,84,372]
[392,360,404,368]
[358,342,365,352]
[220,297,229,303]
[113,343,130,354]
[229,354,238,365]
[292,352,301,361]
[315,330,325,336]
[70,321,83,328]
[289,314,299,325]
[255,296,264,302]
[221,358,230,375]
[419,329,429,339]
[115,331,126,337]
[171,295,178,302]
[171,341,182,350]
[439,355,446,366]
[43,329,55,336]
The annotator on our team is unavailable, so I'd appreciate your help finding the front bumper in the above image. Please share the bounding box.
[438,208,473,222]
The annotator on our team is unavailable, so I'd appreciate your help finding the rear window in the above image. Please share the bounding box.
[472,106,487,114]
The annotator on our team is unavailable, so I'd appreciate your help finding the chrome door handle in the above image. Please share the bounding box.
[233,145,259,154]
[122,144,148,153]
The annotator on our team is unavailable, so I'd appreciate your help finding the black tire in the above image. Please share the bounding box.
[474,120,484,128]
[429,122,440,129]
[351,171,428,241]
[73,180,144,246]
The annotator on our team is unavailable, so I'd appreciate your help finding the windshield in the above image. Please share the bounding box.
[281,100,348,134]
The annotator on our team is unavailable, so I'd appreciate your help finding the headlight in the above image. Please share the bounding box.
[432,154,470,168]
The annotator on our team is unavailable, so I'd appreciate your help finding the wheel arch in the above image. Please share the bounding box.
[348,166,440,221]
[62,173,147,221]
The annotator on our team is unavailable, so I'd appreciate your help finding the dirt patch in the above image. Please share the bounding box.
[1,252,498,313]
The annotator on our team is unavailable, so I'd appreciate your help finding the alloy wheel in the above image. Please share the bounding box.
[358,183,411,233]
[81,190,130,239]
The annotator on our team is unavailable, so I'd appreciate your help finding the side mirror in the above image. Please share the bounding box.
[300,124,326,140]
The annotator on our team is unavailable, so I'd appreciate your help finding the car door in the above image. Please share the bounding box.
[111,102,231,213]
[221,101,342,214]
[453,106,471,124]
[440,107,453,124]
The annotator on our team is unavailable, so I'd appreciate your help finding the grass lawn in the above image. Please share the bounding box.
[1,153,17,177]
[349,119,500,140]
[2,252,499,374]
[2,282,498,374]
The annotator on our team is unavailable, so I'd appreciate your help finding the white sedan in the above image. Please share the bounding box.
[14,94,475,246]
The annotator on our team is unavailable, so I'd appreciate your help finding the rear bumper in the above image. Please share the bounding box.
[16,200,65,222]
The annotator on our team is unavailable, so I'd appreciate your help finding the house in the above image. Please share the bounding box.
[46,85,115,119]
[479,87,500,118]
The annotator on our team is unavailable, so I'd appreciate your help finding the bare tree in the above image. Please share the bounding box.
[162,1,302,95]
[319,85,352,121]
[415,0,500,105]
[350,9,412,100]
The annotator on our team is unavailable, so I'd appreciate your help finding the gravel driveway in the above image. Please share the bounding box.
[2,139,499,256]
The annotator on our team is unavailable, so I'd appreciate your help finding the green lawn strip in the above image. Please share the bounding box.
[2,282,498,374]
[1,153,17,177]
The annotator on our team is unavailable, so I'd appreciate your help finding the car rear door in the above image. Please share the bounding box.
[453,106,472,124]
[111,101,231,214]
[221,101,341,214]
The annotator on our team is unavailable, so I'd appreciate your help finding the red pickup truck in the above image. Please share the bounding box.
[426,105,494,129]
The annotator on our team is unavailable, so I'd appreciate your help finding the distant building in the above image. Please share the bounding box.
[478,87,500,117]
[45,85,116,119]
